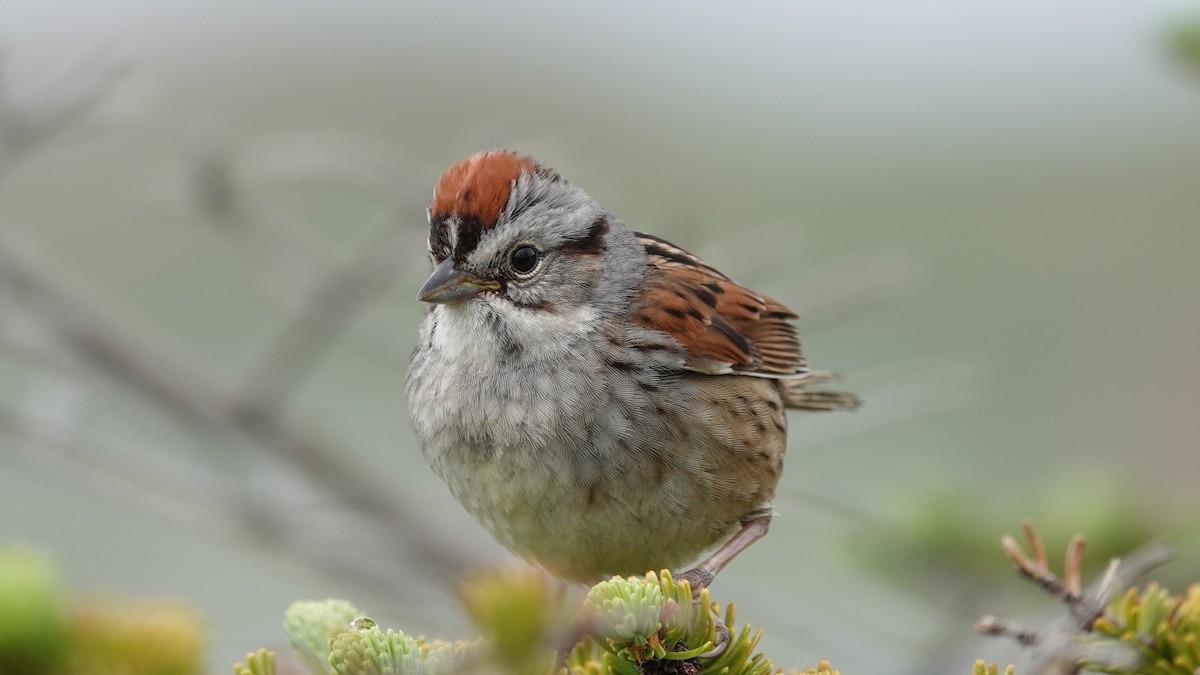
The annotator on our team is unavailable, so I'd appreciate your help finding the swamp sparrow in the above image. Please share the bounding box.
[405,150,856,588]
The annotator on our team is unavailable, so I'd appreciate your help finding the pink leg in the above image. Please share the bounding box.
[679,515,771,591]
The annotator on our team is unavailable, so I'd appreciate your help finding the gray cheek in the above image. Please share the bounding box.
[503,283,544,308]
[520,256,600,308]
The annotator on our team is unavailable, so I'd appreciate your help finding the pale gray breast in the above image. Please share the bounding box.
[408,306,787,522]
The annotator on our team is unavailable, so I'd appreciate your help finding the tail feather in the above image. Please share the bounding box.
[781,371,860,411]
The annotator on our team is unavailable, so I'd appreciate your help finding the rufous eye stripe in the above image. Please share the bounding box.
[430,150,538,229]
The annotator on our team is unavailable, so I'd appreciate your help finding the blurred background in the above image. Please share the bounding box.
[1,1,1198,673]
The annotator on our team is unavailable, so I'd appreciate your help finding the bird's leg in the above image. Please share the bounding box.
[678,513,771,592]
[676,514,771,657]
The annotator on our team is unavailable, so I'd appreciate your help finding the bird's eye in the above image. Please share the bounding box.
[510,245,540,275]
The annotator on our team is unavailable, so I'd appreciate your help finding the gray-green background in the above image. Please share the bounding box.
[1,1,1198,673]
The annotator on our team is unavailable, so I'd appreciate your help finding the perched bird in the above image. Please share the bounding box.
[405,150,856,588]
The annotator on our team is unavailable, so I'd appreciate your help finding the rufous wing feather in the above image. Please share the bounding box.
[631,232,808,377]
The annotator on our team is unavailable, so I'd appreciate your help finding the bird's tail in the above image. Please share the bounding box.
[780,371,861,411]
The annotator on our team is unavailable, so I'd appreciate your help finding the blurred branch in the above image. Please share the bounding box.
[0,372,241,530]
[188,149,333,285]
[0,375,455,603]
[0,52,128,175]
[235,218,411,415]
[187,147,424,372]
[0,232,477,583]
[0,54,482,597]
[186,143,417,416]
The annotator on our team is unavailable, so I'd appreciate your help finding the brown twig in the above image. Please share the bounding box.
[974,615,1039,647]
[1025,518,1048,572]
[1064,535,1085,597]
[999,521,1078,603]
[979,520,1173,675]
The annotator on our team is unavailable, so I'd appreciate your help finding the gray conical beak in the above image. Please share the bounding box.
[417,258,501,304]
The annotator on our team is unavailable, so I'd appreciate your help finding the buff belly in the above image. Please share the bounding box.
[433,438,731,582]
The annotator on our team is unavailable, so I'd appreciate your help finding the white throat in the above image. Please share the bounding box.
[431,296,600,363]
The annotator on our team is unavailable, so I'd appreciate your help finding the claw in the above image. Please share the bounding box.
[697,605,730,659]
[677,567,715,599]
